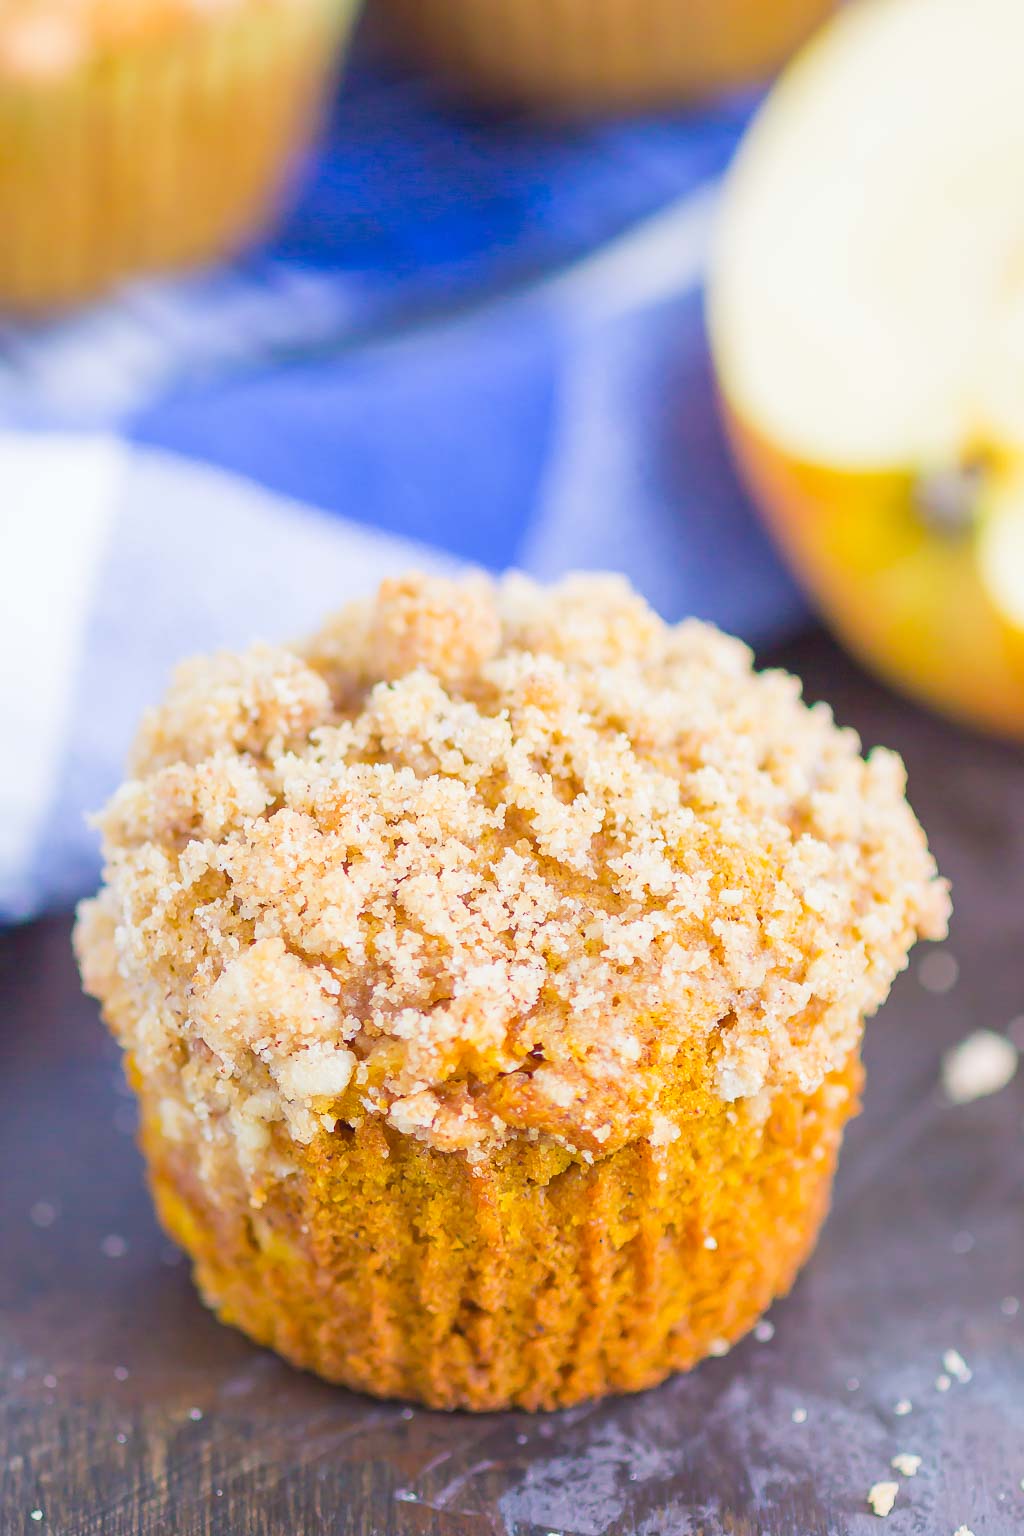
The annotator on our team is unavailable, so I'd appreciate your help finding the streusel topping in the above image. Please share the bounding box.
[76,572,949,1160]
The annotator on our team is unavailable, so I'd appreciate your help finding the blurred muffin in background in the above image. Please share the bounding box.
[0,0,361,311]
[375,0,835,111]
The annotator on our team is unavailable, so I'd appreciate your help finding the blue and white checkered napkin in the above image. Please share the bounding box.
[0,61,806,922]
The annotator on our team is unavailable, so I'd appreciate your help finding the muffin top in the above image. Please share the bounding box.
[0,0,297,78]
[77,572,949,1161]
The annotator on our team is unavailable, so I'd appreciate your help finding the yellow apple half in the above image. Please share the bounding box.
[708,0,1024,737]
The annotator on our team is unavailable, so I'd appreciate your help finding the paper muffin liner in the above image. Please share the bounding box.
[375,0,834,110]
[0,0,359,311]
[141,1046,861,1411]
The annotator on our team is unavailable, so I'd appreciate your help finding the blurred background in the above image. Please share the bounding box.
[2,0,820,922]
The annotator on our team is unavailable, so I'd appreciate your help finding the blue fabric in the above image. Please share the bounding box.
[0,51,807,920]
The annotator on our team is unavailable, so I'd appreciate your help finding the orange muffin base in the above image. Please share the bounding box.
[142,1049,861,1412]
[0,0,358,311]
[375,0,835,111]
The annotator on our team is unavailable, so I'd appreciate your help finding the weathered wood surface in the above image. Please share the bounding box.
[3,631,1023,1536]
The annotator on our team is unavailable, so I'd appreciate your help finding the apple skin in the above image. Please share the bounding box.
[721,402,1024,739]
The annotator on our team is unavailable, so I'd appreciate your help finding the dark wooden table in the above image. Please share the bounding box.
[3,631,1023,1536]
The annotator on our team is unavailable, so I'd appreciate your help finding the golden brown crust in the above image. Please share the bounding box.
[143,1048,862,1411]
[76,571,948,1173]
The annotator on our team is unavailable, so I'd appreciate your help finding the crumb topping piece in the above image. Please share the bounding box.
[868,1481,899,1518]
[77,572,949,1157]
[942,1029,1018,1104]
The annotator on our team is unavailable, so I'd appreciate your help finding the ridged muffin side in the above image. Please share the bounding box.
[140,1044,861,1411]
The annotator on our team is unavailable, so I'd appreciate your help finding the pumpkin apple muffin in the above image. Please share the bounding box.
[0,0,359,310]
[74,572,949,1410]
[376,0,835,111]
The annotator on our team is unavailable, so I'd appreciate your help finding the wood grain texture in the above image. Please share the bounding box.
[3,630,1023,1536]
